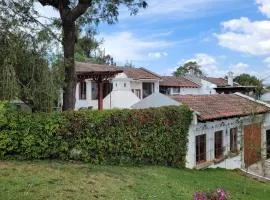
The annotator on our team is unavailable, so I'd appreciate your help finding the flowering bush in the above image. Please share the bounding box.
[193,188,229,200]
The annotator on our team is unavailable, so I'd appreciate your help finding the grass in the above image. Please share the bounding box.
[0,160,269,200]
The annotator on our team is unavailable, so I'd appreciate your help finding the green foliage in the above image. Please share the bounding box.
[0,105,192,167]
[0,30,64,112]
[173,61,204,77]
[234,73,263,98]
[234,73,261,86]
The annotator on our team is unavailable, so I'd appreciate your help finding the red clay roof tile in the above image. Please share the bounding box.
[171,94,269,121]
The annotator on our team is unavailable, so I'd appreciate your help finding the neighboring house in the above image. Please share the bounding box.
[159,76,201,95]
[160,72,256,95]
[199,73,257,95]
[74,63,161,110]
[171,93,270,169]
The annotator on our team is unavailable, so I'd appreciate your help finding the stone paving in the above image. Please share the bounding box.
[248,159,270,180]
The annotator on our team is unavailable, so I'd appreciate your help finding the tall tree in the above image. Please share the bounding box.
[1,0,147,110]
[173,61,204,77]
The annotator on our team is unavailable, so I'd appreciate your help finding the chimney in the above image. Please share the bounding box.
[228,71,234,86]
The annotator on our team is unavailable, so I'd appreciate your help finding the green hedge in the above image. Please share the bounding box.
[0,102,193,167]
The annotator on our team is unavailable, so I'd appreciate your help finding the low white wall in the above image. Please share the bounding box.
[103,90,140,109]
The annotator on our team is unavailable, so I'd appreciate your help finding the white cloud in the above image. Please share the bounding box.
[185,53,224,76]
[34,2,59,24]
[215,17,270,56]
[229,62,249,75]
[137,0,236,18]
[99,32,173,63]
[170,53,226,77]
[148,52,168,59]
[256,0,270,18]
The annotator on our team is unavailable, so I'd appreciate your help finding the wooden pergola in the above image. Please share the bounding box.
[76,62,123,110]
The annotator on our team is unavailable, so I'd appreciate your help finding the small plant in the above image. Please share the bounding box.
[193,192,208,200]
[193,188,229,200]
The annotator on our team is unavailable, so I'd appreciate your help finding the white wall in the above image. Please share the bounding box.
[103,91,140,109]
[199,79,217,94]
[261,93,270,102]
[104,74,140,109]
[75,80,98,110]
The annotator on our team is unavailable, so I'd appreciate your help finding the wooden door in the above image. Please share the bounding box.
[266,130,270,159]
[215,131,223,159]
[196,134,206,164]
[244,124,261,167]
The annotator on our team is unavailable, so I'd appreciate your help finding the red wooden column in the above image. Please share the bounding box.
[98,77,104,110]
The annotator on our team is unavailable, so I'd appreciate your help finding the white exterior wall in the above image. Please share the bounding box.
[180,88,201,95]
[199,79,217,94]
[186,114,269,169]
[75,80,98,110]
[261,92,270,102]
[154,81,159,93]
[103,74,140,109]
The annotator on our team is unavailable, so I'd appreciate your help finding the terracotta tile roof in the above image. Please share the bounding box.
[160,76,200,88]
[171,94,269,121]
[75,62,121,73]
[118,67,161,80]
[202,77,239,87]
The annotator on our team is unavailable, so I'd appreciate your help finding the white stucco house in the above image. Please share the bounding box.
[133,92,270,171]
[160,72,257,96]
[172,93,270,170]
[74,62,161,110]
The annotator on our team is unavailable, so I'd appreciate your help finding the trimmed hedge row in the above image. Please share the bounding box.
[0,102,193,167]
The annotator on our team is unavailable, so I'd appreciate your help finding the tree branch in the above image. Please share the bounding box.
[70,0,92,21]
[38,0,60,9]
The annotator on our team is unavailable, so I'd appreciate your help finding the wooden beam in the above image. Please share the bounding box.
[98,77,103,110]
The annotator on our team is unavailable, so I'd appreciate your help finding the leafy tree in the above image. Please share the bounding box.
[1,0,147,110]
[234,74,261,86]
[75,33,116,65]
[234,73,263,98]
[173,61,204,77]
[0,28,64,112]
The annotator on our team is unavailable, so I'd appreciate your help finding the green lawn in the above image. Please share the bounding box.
[0,160,269,200]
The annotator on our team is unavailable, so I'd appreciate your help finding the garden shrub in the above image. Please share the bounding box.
[0,104,193,167]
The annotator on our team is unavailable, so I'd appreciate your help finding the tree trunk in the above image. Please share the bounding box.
[62,20,77,111]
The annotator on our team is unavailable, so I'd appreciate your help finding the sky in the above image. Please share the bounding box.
[36,0,270,81]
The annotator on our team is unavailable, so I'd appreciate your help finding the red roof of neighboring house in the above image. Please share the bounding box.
[171,94,269,121]
[118,67,161,80]
[202,77,239,87]
[76,62,121,73]
[160,76,200,88]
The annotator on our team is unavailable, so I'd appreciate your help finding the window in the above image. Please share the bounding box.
[230,128,238,153]
[91,82,98,100]
[196,134,206,164]
[135,89,141,99]
[172,87,181,94]
[215,131,223,159]
[79,81,87,100]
